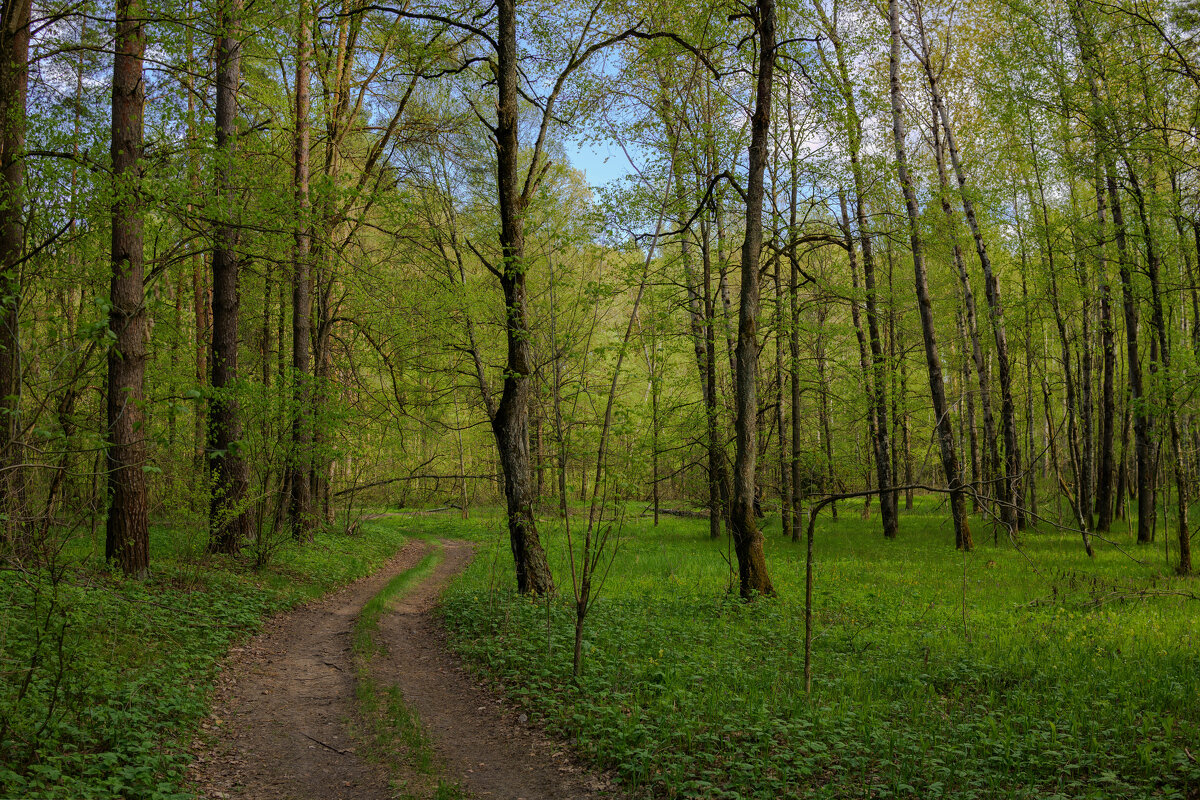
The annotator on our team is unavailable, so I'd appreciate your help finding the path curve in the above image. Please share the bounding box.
[188,538,624,800]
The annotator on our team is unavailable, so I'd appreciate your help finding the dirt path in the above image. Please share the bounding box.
[189,538,623,800]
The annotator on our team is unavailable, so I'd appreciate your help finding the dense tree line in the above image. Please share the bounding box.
[1,0,1198,594]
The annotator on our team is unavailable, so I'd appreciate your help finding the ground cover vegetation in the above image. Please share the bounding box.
[0,516,409,798]
[1,0,1200,793]
[439,506,1200,799]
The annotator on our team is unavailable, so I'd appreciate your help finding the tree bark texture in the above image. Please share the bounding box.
[730,0,776,598]
[0,0,30,548]
[106,0,150,576]
[208,0,252,553]
[493,0,553,594]
[289,2,314,540]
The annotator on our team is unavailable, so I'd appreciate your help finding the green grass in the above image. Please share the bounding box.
[439,498,1200,799]
[0,516,410,800]
[353,545,442,660]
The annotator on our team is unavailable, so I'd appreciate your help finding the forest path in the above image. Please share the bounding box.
[188,536,623,800]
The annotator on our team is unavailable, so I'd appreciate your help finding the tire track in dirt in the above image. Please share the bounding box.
[373,539,623,800]
[189,537,623,800]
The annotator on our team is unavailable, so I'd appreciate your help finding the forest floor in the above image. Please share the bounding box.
[187,535,623,800]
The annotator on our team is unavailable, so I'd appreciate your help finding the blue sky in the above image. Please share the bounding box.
[564,136,638,188]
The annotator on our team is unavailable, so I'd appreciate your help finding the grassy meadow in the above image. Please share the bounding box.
[435,498,1200,799]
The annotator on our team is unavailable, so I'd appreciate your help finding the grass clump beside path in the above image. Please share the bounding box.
[438,500,1200,799]
[0,516,410,800]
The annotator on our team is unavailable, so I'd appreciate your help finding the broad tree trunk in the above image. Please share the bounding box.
[106,0,149,576]
[729,0,776,598]
[0,0,30,549]
[888,0,971,549]
[493,0,552,594]
[288,3,314,539]
[208,0,252,553]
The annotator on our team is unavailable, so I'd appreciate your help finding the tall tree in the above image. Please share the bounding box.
[288,0,314,539]
[106,0,150,576]
[812,0,897,539]
[1068,0,1154,545]
[208,0,252,552]
[0,0,30,549]
[729,0,776,597]
[887,0,971,550]
[911,5,1021,533]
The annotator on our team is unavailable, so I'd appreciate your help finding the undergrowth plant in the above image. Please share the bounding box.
[439,499,1200,799]
[0,516,409,799]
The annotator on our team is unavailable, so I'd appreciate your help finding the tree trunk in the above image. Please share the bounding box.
[816,324,836,519]
[1068,0,1154,544]
[1029,133,1088,534]
[493,0,552,594]
[288,1,314,540]
[208,0,252,553]
[1126,166,1190,574]
[888,0,971,550]
[774,258,791,540]
[790,234,804,542]
[1094,173,1116,532]
[956,309,982,513]
[785,84,804,543]
[915,12,1020,533]
[886,241,914,510]
[106,0,149,576]
[814,4,897,537]
[933,110,994,514]
[729,0,776,598]
[0,0,31,549]
[185,4,208,490]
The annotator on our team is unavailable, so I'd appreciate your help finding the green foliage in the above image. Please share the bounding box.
[0,518,409,800]
[440,504,1200,799]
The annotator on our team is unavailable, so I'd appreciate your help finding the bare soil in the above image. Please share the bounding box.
[188,538,624,800]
